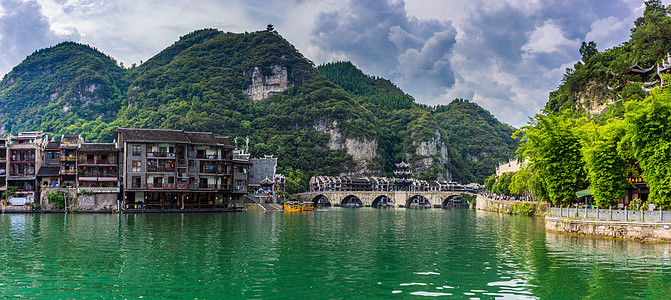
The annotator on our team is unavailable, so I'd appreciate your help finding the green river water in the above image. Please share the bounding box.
[1,209,670,299]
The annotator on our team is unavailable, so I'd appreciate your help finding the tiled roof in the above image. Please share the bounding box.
[45,141,61,150]
[36,166,60,177]
[118,128,234,146]
[117,128,191,143]
[216,137,235,147]
[79,143,118,151]
[185,132,218,145]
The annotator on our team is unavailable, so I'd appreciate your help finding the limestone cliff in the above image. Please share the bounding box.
[575,80,617,114]
[313,119,378,175]
[409,128,450,180]
[243,65,290,101]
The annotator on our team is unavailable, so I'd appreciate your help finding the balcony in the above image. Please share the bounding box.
[147,167,176,173]
[147,152,176,158]
[195,154,218,160]
[60,170,77,175]
[60,155,77,161]
[199,168,218,175]
[147,183,164,189]
[198,184,217,190]
[78,159,117,165]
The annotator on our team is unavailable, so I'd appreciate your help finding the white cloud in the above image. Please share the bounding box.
[522,21,580,54]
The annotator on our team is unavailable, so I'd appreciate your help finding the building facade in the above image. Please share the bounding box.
[116,128,242,209]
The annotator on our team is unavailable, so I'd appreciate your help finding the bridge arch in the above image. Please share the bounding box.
[442,195,468,209]
[312,194,332,207]
[341,195,363,208]
[371,195,394,208]
[406,195,431,209]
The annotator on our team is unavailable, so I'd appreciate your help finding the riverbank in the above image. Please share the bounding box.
[546,216,671,242]
[475,194,546,216]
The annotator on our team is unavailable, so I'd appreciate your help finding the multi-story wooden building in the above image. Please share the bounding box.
[116,128,242,209]
[7,132,47,205]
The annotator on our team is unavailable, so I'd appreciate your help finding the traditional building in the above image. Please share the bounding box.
[7,132,47,205]
[116,128,239,209]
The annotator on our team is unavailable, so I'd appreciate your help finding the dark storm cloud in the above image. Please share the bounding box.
[0,0,78,76]
[311,0,457,97]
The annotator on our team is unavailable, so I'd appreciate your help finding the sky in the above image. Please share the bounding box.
[0,0,666,127]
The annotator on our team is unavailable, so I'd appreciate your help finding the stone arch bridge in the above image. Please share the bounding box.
[292,191,474,208]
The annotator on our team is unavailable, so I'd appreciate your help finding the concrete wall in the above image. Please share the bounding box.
[40,187,117,211]
[546,217,671,242]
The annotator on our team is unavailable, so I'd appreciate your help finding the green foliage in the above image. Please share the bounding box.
[504,201,535,216]
[509,167,533,196]
[2,186,17,200]
[48,192,66,210]
[624,89,671,209]
[579,41,598,62]
[579,119,628,208]
[492,172,514,195]
[432,99,518,183]
[515,112,585,205]
[545,1,671,115]
[484,174,496,192]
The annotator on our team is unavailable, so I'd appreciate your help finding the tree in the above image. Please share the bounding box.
[515,111,585,206]
[492,172,513,195]
[579,41,598,63]
[484,173,496,192]
[580,119,628,208]
[631,0,671,65]
[509,167,533,196]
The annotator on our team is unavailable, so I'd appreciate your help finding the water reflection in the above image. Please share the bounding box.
[0,210,670,298]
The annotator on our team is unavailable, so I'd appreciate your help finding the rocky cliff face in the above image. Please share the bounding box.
[313,119,378,175]
[409,129,450,180]
[576,80,617,114]
[243,65,290,101]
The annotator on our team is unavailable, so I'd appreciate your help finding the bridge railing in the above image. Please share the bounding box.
[547,206,671,222]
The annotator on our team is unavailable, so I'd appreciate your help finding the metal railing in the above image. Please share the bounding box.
[78,187,120,193]
[547,206,671,222]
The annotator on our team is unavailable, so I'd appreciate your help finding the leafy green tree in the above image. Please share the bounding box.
[492,172,513,195]
[624,88,671,209]
[484,173,496,192]
[509,167,533,196]
[515,112,585,206]
[579,119,628,208]
[579,41,598,62]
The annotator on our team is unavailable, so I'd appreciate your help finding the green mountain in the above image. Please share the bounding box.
[0,28,517,191]
[0,42,127,135]
[318,61,517,183]
[432,99,517,183]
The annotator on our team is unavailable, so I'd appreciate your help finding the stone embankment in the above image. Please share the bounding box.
[475,194,546,215]
[545,217,671,242]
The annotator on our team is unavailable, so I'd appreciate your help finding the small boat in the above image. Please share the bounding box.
[301,202,314,211]
[283,201,302,212]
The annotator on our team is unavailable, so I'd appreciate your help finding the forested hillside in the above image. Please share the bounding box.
[0,28,518,191]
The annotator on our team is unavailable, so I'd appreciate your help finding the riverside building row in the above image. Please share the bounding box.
[0,128,282,211]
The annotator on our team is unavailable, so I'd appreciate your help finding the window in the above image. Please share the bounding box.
[131,160,141,172]
[132,176,141,188]
[132,144,142,156]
